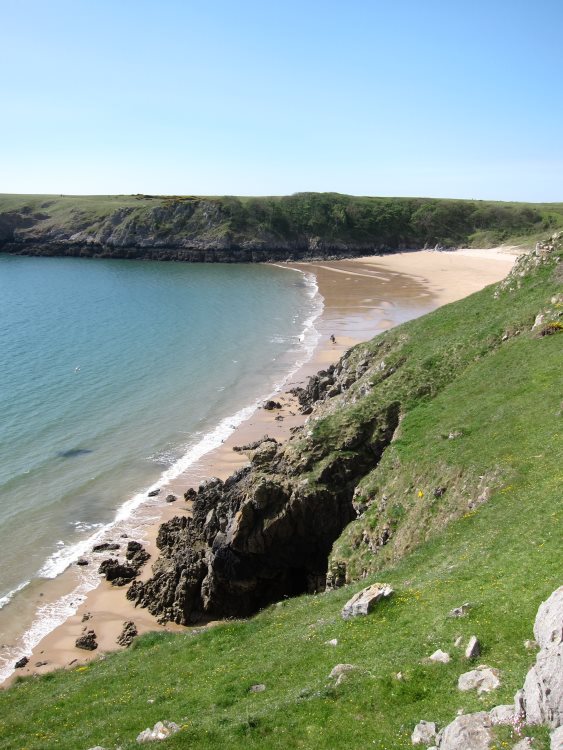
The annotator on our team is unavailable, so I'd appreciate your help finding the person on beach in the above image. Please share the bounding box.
[330,334,336,344]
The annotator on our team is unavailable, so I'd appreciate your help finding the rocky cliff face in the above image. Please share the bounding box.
[127,348,401,624]
[0,199,388,261]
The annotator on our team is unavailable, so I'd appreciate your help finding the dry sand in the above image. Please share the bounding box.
[2,246,520,687]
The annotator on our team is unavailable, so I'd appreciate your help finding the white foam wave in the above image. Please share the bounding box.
[0,572,99,684]
[0,580,30,611]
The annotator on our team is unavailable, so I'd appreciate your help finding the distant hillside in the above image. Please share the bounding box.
[1,193,562,261]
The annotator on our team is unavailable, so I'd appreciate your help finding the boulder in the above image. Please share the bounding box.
[75,630,97,651]
[117,620,138,647]
[165,494,177,503]
[512,739,533,750]
[411,720,437,745]
[551,725,563,750]
[98,558,138,586]
[429,649,451,664]
[489,704,515,725]
[516,586,563,728]
[14,656,29,669]
[436,712,492,750]
[465,635,481,659]
[263,400,282,410]
[136,720,180,743]
[76,558,89,566]
[341,583,394,619]
[147,488,160,497]
[458,665,500,694]
[329,663,357,679]
[92,542,120,553]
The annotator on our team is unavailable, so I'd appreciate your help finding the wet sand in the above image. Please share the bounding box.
[1,246,519,687]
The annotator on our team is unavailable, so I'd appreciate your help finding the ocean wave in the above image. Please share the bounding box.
[0,580,31,611]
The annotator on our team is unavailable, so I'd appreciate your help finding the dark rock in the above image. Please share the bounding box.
[34,660,48,667]
[184,487,197,501]
[148,488,161,497]
[98,558,138,586]
[14,656,29,669]
[75,630,97,650]
[76,557,89,566]
[165,494,177,503]
[263,400,282,410]
[129,401,401,625]
[116,620,138,647]
[82,612,92,622]
[433,486,447,498]
[92,542,120,553]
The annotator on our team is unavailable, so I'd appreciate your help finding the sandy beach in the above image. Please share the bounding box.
[1,246,520,688]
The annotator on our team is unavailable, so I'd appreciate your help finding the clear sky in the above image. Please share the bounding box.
[1,0,562,200]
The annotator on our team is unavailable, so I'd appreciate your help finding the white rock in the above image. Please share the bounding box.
[136,721,180,743]
[329,663,356,679]
[489,704,516,725]
[411,720,437,745]
[341,582,394,619]
[524,639,539,650]
[518,586,563,729]
[551,725,563,750]
[534,586,563,650]
[458,665,500,694]
[437,711,492,750]
[454,636,463,648]
[512,740,533,750]
[465,635,481,659]
[429,649,451,664]
[325,638,338,646]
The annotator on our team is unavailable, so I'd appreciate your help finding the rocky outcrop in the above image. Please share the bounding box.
[128,401,401,624]
[437,712,493,750]
[116,621,138,647]
[341,582,394,619]
[75,630,98,650]
[515,586,563,729]
[99,541,150,586]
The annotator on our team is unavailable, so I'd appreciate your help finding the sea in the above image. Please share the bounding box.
[0,254,322,681]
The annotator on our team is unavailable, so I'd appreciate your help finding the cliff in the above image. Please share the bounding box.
[128,236,562,625]
[1,193,562,261]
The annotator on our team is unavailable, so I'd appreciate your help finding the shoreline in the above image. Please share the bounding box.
[0,246,520,688]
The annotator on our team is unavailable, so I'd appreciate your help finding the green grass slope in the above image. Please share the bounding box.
[0,243,560,750]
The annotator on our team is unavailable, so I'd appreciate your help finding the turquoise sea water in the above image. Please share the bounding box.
[0,255,320,674]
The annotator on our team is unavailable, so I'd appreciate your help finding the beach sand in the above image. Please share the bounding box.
[2,246,520,687]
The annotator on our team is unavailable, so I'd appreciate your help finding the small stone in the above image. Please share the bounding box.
[14,656,29,669]
[249,684,266,693]
[448,602,472,618]
[458,665,500,694]
[465,635,481,659]
[429,649,451,664]
[136,720,180,743]
[92,542,120,552]
[411,720,437,745]
[395,672,403,681]
[454,636,463,647]
[523,639,538,650]
[82,612,92,622]
[165,494,176,503]
[329,663,356,679]
[76,558,89,566]
[325,638,338,646]
[341,582,394,619]
[34,660,48,667]
[263,399,282,410]
[147,488,160,497]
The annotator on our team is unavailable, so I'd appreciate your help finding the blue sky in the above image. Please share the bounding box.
[1,0,562,200]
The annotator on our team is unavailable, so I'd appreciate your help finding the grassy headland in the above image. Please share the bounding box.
[0,236,560,749]
[1,193,563,260]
